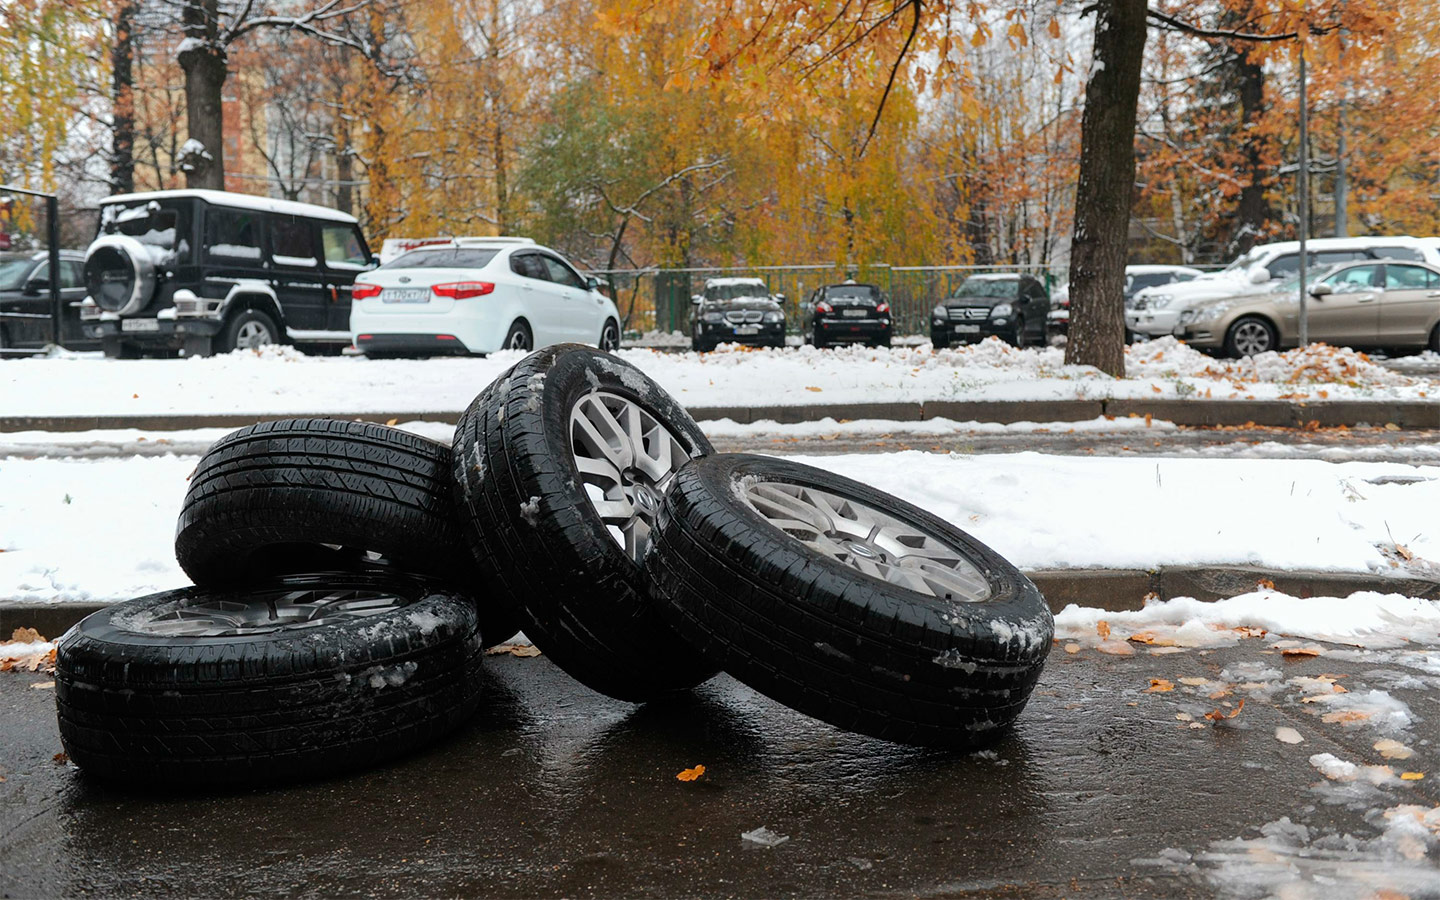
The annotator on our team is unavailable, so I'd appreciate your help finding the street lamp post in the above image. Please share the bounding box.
[1297,22,1310,347]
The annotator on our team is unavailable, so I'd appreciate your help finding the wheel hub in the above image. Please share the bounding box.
[122,588,409,638]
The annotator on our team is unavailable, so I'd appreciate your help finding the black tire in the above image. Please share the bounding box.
[1010,317,1028,348]
[599,318,621,352]
[101,335,141,359]
[932,332,950,350]
[55,572,484,787]
[216,308,279,353]
[1428,324,1440,354]
[813,330,827,349]
[451,344,718,701]
[503,319,533,352]
[175,418,518,646]
[1224,315,1277,358]
[643,453,1054,748]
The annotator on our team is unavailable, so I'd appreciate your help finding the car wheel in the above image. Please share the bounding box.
[1224,316,1277,358]
[599,318,621,351]
[1011,317,1028,348]
[55,572,484,786]
[1429,324,1440,354]
[645,454,1053,747]
[503,319,533,351]
[932,332,950,350]
[450,344,718,702]
[175,417,518,646]
[218,308,279,353]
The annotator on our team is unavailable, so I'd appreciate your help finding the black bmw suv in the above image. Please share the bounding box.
[690,277,785,352]
[801,281,891,348]
[930,274,1050,349]
[81,189,374,358]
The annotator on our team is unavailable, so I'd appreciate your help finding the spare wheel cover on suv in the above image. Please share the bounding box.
[84,234,156,316]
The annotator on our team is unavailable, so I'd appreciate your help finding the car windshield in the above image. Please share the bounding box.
[0,257,33,291]
[383,248,499,270]
[1220,250,1260,274]
[1271,264,1346,295]
[706,282,769,301]
[827,285,879,300]
[953,278,1018,299]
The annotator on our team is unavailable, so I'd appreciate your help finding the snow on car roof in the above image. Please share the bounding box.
[965,273,1024,280]
[100,189,358,224]
[705,277,768,287]
[1127,265,1203,275]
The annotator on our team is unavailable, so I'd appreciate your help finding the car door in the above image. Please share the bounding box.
[1377,263,1440,347]
[204,205,270,318]
[508,251,566,346]
[268,215,329,334]
[1309,264,1381,347]
[58,258,90,346]
[319,222,374,332]
[539,253,601,342]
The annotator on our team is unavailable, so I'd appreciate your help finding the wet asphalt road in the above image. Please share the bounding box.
[4,643,1437,898]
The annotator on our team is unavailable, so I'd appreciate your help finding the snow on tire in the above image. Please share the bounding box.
[174,417,519,646]
[643,453,1054,747]
[451,344,717,702]
[55,571,483,786]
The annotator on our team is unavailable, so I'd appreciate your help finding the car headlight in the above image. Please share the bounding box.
[702,312,722,323]
[990,303,1013,317]
[762,311,784,323]
[1146,293,1174,309]
[932,304,947,318]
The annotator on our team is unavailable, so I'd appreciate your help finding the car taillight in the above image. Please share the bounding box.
[352,283,382,300]
[876,302,890,314]
[432,281,494,299]
[816,301,833,313]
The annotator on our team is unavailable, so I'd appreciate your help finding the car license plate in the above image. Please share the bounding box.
[842,309,868,318]
[734,325,760,335]
[382,288,429,303]
[953,324,981,334]
[121,318,159,332]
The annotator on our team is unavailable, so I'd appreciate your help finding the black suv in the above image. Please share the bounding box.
[81,189,374,357]
[690,277,785,352]
[0,250,95,353]
[931,274,1050,349]
[801,281,891,348]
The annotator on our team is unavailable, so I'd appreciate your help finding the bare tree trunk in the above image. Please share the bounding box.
[177,0,226,190]
[111,0,137,193]
[1233,43,1269,253]
[1065,0,1148,377]
[1334,98,1348,236]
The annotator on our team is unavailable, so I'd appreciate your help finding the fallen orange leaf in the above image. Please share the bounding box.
[1321,710,1370,725]
[1281,646,1323,658]
[1401,772,1425,781]
[1147,678,1174,693]
[1204,699,1245,721]
[676,765,706,782]
[1096,620,1111,640]
[804,386,823,392]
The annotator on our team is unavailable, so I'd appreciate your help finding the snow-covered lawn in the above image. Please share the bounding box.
[0,338,1426,419]
[3,450,1438,604]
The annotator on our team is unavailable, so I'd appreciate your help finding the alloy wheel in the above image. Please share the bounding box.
[123,587,409,637]
[1231,320,1273,356]
[236,320,274,349]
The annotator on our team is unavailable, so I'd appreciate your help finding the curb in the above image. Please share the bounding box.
[5,566,1437,638]
[2,398,1438,433]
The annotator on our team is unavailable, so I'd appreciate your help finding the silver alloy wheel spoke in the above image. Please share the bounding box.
[741,481,992,602]
[126,588,409,637]
[570,390,693,561]
[237,321,272,349]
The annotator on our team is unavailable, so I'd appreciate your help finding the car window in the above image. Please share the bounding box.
[1325,265,1380,292]
[1128,273,1171,293]
[384,248,499,269]
[1267,254,1300,279]
[270,216,317,267]
[1313,250,1365,266]
[953,278,1018,299]
[206,208,263,261]
[1384,264,1434,290]
[321,225,369,269]
[0,258,31,290]
[540,255,585,289]
[61,260,84,288]
[103,202,189,265]
[1372,246,1423,262]
[827,285,879,300]
[28,262,49,287]
[510,252,549,281]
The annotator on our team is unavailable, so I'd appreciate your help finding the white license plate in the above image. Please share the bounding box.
[121,318,159,332]
[382,288,429,303]
[842,309,868,318]
[953,324,981,334]
[734,325,760,335]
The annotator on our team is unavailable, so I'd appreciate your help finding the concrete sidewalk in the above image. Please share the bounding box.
[5,564,1435,638]
[2,396,1438,433]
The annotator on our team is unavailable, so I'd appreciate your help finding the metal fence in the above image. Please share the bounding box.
[594,264,1069,337]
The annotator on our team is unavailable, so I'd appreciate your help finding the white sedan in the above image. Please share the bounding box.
[350,238,621,356]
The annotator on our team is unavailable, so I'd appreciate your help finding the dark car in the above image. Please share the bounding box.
[80,189,374,358]
[0,250,95,354]
[931,274,1049,349]
[801,281,891,348]
[690,277,785,352]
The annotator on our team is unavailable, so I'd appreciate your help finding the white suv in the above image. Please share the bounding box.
[349,238,621,356]
[1127,236,1440,339]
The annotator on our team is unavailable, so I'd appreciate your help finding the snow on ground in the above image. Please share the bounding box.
[6,449,1440,603]
[0,338,1426,419]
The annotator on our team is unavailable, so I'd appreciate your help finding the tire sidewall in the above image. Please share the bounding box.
[224,308,279,351]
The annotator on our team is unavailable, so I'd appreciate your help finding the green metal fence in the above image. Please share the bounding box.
[595,264,1069,337]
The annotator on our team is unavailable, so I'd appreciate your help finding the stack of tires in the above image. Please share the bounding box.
[56,344,1053,787]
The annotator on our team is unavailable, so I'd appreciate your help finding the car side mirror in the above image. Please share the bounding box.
[1308,282,1333,299]
[691,294,703,305]
[1248,266,1271,285]
[585,276,600,291]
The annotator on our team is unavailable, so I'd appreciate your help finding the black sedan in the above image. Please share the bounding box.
[930,274,1050,349]
[690,277,786,351]
[802,282,891,348]
[0,249,94,354]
